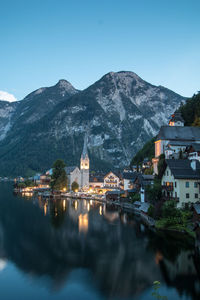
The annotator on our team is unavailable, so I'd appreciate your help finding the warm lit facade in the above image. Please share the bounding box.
[104,172,120,188]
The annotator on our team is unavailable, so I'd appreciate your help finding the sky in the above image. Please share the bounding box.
[0,0,200,101]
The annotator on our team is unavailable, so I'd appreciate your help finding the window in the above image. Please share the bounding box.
[185,182,189,188]
[167,171,169,176]
[175,192,177,197]
[186,193,190,199]
[194,182,198,188]
[175,181,177,188]
[195,193,198,199]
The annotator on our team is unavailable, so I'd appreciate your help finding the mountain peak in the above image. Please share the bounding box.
[56,79,75,90]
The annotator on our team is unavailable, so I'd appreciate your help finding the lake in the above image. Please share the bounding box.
[0,182,200,300]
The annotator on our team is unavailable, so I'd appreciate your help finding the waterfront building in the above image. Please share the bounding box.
[65,166,81,190]
[161,159,200,208]
[104,172,120,189]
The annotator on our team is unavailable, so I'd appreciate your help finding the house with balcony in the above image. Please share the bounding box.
[104,172,120,189]
[161,159,200,208]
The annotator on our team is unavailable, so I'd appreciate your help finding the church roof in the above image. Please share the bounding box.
[65,166,77,175]
[157,126,200,141]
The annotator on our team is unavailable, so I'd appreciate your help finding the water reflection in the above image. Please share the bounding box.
[0,183,199,300]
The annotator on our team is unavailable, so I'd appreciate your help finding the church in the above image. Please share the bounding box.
[152,111,200,174]
[65,135,90,191]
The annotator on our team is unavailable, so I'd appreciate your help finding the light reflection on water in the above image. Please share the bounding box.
[0,182,200,300]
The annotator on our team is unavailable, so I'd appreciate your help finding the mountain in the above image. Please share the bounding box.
[0,72,185,176]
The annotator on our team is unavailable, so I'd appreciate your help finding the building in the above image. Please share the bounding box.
[89,174,104,190]
[122,172,139,191]
[65,166,81,190]
[161,159,200,208]
[153,126,200,174]
[80,135,90,190]
[186,143,200,162]
[168,111,184,127]
[104,172,120,189]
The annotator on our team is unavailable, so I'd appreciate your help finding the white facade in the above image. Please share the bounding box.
[68,167,81,190]
[161,165,200,208]
[104,172,120,188]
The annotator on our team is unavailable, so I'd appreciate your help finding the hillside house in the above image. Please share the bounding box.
[161,159,200,208]
[152,126,200,174]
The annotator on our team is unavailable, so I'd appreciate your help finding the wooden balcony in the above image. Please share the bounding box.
[162,185,173,191]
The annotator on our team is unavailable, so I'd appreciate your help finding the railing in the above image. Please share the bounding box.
[162,185,173,191]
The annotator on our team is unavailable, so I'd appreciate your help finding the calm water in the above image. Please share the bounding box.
[0,183,200,300]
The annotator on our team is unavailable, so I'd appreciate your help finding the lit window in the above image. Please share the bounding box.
[185,182,189,188]
[194,182,198,188]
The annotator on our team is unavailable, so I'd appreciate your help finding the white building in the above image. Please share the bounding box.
[161,159,200,208]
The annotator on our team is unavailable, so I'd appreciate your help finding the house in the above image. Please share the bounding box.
[168,112,184,127]
[193,204,200,222]
[152,125,200,174]
[140,175,154,202]
[186,143,200,162]
[40,174,51,187]
[105,190,121,201]
[89,174,104,191]
[65,166,81,190]
[132,174,154,202]
[104,172,120,189]
[122,172,138,190]
[161,159,200,208]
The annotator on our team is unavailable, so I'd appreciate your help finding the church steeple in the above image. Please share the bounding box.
[80,134,89,171]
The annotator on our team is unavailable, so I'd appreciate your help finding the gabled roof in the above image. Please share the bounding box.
[122,172,138,180]
[104,171,119,179]
[165,159,200,179]
[194,204,200,214]
[157,126,200,141]
[65,166,78,175]
[140,202,150,213]
[89,175,104,182]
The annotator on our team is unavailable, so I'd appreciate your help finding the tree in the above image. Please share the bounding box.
[71,181,79,192]
[50,159,68,191]
[146,178,162,205]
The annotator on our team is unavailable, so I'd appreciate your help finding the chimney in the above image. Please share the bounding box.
[191,160,197,171]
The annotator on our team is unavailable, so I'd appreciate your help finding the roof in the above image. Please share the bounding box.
[190,143,200,152]
[167,140,193,147]
[89,175,104,182]
[140,202,150,213]
[122,172,138,180]
[194,204,200,214]
[65,166,77,175]
[165,159,200,179]
[157,126,200,141]
[104,171,119,179]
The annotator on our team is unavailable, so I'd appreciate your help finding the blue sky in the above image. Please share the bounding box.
[0,0,200,100]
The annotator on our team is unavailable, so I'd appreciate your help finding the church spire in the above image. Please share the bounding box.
[81,134,88,159]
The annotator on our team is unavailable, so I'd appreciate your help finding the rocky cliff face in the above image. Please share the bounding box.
[0,72,185,176]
